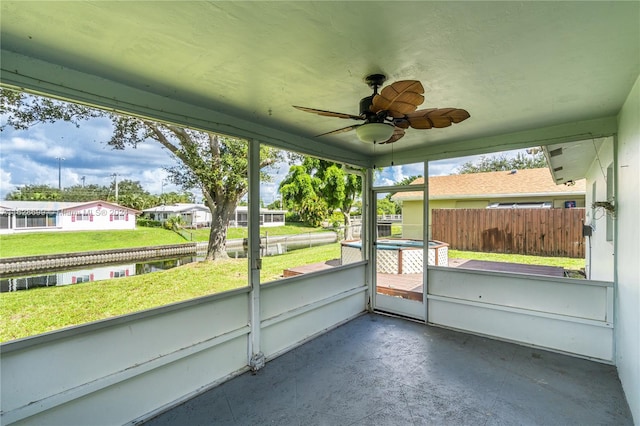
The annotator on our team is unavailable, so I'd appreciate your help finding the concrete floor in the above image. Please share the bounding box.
[144,313,633,426]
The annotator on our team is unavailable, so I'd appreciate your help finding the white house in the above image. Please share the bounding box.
[142,203,212,228]
[142,204,286,228]
[231,206,286,228]
[0,200,138,234]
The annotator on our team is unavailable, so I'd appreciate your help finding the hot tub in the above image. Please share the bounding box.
[341,239,448,274]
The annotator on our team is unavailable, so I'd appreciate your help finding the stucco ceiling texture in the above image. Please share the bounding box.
[1,1,638,158]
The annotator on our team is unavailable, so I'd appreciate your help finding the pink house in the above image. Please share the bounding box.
[0,200,139,233]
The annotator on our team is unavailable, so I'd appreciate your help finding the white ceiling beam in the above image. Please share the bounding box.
[371,116,618,167]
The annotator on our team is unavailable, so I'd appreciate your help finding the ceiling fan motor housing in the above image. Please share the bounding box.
[359,95,375,118]
[359,74,389,121]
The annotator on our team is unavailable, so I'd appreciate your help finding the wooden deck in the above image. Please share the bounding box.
[452,259,565,277]
[282,259,340,277]
[284,258,565,299]
[376,272,423,300]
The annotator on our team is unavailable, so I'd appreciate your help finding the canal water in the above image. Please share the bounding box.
[0,233,338,293]
[0,255,206,292]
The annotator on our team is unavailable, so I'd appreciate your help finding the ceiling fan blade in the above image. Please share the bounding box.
[293,105,363,120]
[444,108,471,123]
[379,127,406,144]
[405,108,470,129]
[392,119,411,129]
[370,80,425,116]
[403,108,437,129]
[316,124,360,137]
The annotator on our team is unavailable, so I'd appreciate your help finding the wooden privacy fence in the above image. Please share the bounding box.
[432,208,585,258]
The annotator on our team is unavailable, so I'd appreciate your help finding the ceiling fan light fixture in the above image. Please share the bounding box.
[356,123,395,143]
[294,77,469,144]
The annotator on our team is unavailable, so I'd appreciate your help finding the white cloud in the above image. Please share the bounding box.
[374,163,423,187]
[429,158,469,176]
[139,169,172,195]
[0,168,15,198]
[45,145,75,159]
[7,136,48,153]
[4,155,59,187]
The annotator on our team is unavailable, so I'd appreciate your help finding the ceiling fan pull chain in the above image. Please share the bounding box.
[391,140,395,166]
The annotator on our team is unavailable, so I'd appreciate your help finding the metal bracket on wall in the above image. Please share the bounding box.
[250,352,266,372]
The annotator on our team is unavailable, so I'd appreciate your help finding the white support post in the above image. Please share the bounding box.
[364,168,374,311]
[247,139,264,371]
[423,161,429,322]
[611,133,619,362]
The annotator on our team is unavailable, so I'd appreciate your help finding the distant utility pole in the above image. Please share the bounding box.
[112,173,119,203]
[81,176,86,187]
[56,156,65,190]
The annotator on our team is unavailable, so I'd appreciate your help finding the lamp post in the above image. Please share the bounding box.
[55,157,65,190]
[111,173,119,203]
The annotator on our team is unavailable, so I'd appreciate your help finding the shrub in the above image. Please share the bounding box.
[329,211,343,228]
[137,217,162,228]
[164,215,186,231]
[285,211,301,223]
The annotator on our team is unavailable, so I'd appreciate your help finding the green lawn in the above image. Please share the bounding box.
[261,243,340,282]
[0,223,324,258]
[0,228,187,258]
[0,243,341,342]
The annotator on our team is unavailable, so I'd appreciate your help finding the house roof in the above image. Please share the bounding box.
[235,206,287,214]
[392,168,586,201]
[1,2,637,167]
[0,200,140,214]
[142,204,286,214]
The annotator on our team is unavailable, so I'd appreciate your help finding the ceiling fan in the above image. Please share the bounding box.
[294,74,470,144]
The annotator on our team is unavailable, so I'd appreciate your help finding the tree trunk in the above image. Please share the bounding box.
[205,203,234,261]
[343,211,353,241]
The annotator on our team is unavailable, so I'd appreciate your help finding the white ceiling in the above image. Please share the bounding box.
[1,1,638,166]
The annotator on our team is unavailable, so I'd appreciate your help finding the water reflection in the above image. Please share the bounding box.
[0,256,199,292]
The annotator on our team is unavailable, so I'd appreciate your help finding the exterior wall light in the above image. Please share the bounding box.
[592,201,616,217]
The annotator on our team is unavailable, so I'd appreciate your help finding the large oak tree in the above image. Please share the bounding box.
[1,89,283,260]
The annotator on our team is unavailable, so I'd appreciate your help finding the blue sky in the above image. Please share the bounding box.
[0,117,183,199]
[0,115,527,203]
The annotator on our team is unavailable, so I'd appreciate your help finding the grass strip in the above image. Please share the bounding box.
[449,250,585,270]
[0,228,187,258]
[0,223,325,258]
